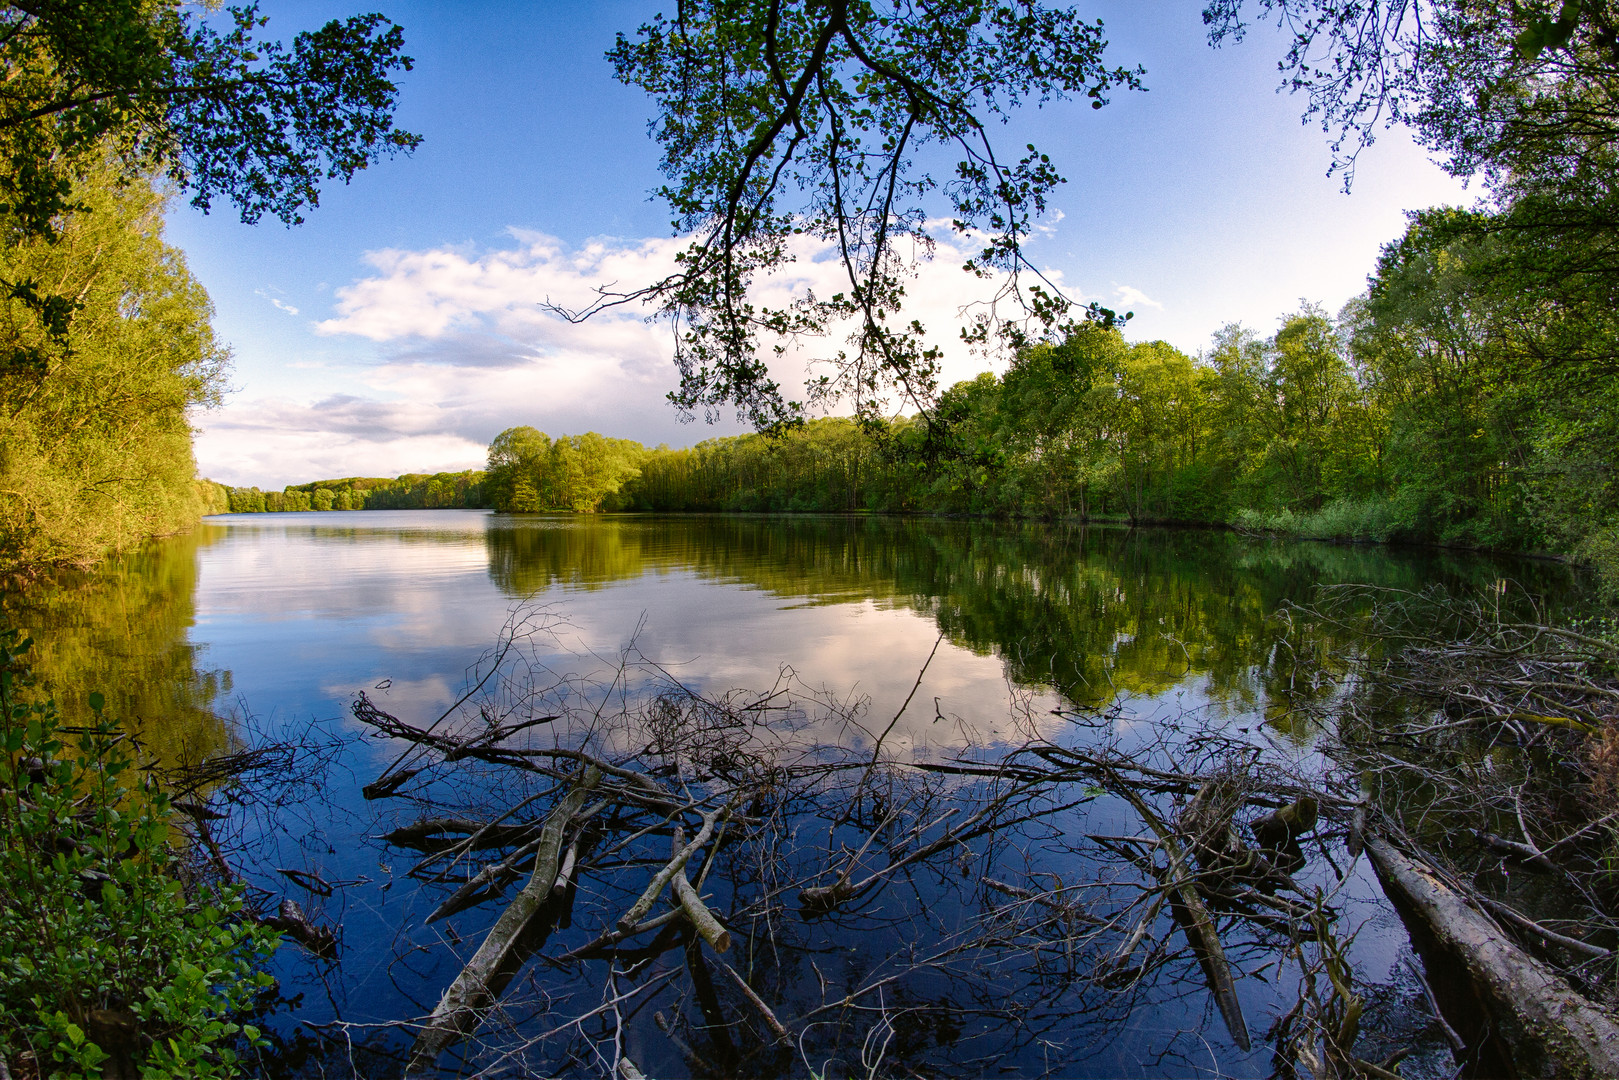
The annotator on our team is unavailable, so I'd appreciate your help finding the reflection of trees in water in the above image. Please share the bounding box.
[1,524,232,765]
[484,516,1579,710]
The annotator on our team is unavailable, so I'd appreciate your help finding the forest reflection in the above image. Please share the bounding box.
[0,513,1578,771]
[2,524,234,766]
[484,514,1576,710]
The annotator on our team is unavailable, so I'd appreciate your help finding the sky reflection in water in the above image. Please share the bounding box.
[8,511,1585,1076]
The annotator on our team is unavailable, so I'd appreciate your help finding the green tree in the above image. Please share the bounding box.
[0,1,418,369]
[546,433,646,513]
[0,165,227,571]
[0,1,417,233]
[1204,1,1619,191]
[1257,308,1366,510]
[485,426,552,512]
[599,1,1142,428]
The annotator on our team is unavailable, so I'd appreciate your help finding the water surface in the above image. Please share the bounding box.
[3,512,1582,1077]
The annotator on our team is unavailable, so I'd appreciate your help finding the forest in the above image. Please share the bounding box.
[229,251,1619,598]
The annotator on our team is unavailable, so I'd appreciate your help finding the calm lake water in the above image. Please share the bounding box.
[3,511,1586,1077]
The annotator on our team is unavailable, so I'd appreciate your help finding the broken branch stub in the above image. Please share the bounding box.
[673,869,731,953]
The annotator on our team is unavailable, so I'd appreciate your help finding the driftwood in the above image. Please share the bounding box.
[1366,835,1619,1080]
[1108,777,1251,1052]
[351,650,1402,1074]
[263,897,339,959]
[718,959,793,1045]
[672,869,731,953]
[406,764,601,1073]
[617,809,721,930]
[1249,795,1317,849]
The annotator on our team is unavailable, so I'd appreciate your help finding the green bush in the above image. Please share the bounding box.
[0,629,277,1078]
[1232,499,1398,542]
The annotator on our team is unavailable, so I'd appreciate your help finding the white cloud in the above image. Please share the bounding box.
[255,288,300,317]
[1112,284,1163,311]
[200,228,1094,487]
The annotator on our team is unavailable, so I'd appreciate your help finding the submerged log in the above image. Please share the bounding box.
[1109,779,1251,1052]
[406,765,600,1073]
[1366,835,1619,1080]
[1250,795,1318,850]
[263,897,339,959]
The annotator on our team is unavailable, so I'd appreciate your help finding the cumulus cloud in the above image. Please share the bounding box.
[201,227,1096,487]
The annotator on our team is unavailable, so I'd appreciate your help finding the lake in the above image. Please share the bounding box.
[2,511,1583,1077]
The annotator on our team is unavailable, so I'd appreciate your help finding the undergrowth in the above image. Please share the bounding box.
[0,628,277,1078]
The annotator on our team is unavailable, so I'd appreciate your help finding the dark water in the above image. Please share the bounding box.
[2,512,1585,1077]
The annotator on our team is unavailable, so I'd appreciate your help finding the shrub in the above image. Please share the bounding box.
[1232,500,1398,542]
[0,629,277,1078]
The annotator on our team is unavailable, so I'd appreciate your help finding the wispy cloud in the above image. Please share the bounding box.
[255,288,300,316]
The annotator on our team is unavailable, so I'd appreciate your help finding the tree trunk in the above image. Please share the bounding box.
[1366,836,1619,1080]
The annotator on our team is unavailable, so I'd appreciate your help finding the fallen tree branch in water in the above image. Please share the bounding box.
[406,764,600,1073]
[1102,771,1250,1053]
[347,625,1463,1077]
[1366,834,1619,1078]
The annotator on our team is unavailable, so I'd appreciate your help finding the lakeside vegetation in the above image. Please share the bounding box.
[220,271,1619,595]
[0,165,230,575]
[0,630,277,1079]
[5,0,1619,1073]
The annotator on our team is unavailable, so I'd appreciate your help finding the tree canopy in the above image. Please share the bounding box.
[0,1,417,376]
[1202,0,1619,197]
[592,0,1142,429]
[0,164,228,571]
[0,1,418,235]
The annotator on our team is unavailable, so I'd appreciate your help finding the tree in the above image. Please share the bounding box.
[0,1,418,233]
[0,1,418,371]
[589,1,1142,429]
[485,426,551,512]
[1202,1,1619,194]
[546,433,647,513]
[0,163,228,570]
[1261,308,1367,509]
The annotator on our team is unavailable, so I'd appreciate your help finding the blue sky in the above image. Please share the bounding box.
[172,2,1471,488]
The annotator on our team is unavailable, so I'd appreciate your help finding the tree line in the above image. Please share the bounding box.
[220,234,1619,598]
[218,472,485,514]
[627,248,1619,600]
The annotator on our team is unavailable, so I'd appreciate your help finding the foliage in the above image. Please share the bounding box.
[1202,0,1619,193]
[484,429,647,513]
[620,284,1615,586]
[0,628,277,1078]
[0,0,418,235]
[0,0,417,573]
[0,165,228,574]
[222,471,486,513]
[598,0,1142,427]
[628,313,1375,525]
[1202,3,1619,582]
[0,0,417,364]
